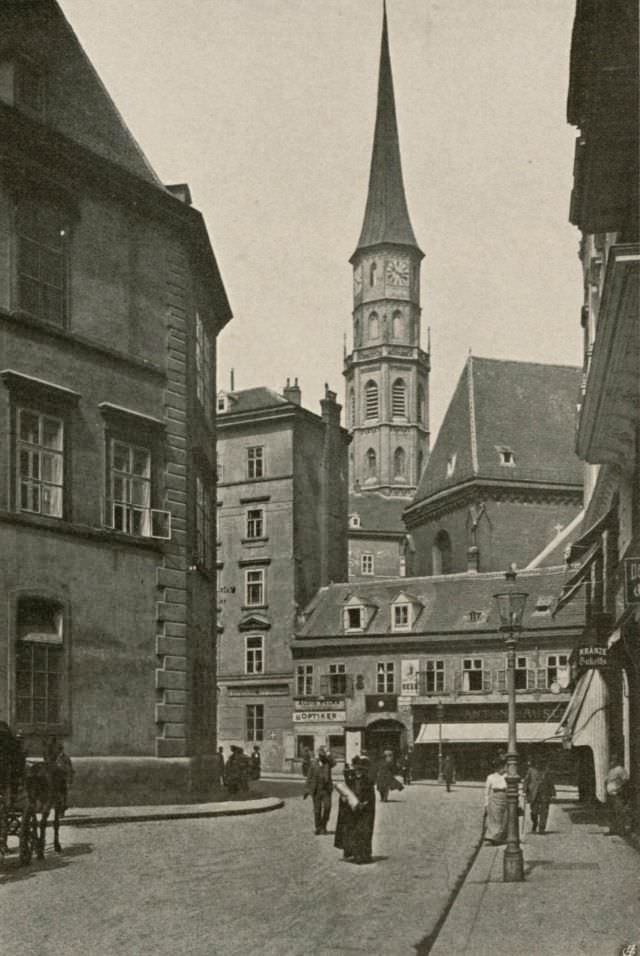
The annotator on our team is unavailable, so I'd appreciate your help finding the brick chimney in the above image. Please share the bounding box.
[321,382,341,426]
[283,377,301,405]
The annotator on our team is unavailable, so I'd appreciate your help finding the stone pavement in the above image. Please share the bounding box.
[430,796,640,956]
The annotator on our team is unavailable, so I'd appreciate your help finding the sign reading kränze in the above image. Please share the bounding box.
[624,557,640,606]
[293,711,346,723]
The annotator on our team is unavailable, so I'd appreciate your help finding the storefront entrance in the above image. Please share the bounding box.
[364,719,406,763]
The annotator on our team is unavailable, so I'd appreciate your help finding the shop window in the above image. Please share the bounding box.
[16,198,67,327]
[246,704,264,742]
[296,735,314,758]
[16,597,64,727]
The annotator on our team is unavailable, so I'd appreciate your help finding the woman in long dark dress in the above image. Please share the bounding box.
[350,755,376,864]
[334,760,356,859]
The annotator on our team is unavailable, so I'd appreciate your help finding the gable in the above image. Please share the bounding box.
[0,1,161,185]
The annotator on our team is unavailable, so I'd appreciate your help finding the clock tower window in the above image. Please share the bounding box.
[369,261,377,286]
[365,448,377,481]
[392,378,407,418]
[365,381,379,419]
[368,311,379,339]
[392,310,405,339]
[393,447,406,480]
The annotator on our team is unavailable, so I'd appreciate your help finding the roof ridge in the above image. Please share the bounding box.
[468,356,582,372]
[467,355,479,474]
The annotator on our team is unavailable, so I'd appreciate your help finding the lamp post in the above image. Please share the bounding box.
[436,699,444,783]
[493,567,529,883]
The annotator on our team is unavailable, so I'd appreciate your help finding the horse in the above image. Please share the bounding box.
[24,739,71,859]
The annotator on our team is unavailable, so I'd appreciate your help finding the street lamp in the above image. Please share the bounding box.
[493,566,529,883]
[436,698,444,783]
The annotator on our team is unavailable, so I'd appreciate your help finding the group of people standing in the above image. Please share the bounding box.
[303,747,377,864]
[484,752,556,844]
[214,744,261,795]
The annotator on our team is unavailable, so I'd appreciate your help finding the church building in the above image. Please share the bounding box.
[345,7,430,583]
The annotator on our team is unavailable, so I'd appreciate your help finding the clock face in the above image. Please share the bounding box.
[354,266,363,295]
[386,257,410,287]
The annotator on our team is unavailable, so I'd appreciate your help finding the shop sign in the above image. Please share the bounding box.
[577,645,607,669]
[365,694,398,713]
[400,659,419,696]
[624,558,640,606]
[294,697,343,710]
[293,711,346,723]
[228,685,289,697]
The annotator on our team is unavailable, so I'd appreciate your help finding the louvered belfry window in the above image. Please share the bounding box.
[365,381,379,419]
[392,379,406,417]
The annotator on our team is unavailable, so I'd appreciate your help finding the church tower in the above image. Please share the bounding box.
[344,5,430,497]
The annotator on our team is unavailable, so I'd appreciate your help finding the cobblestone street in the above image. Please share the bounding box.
[0,783,483,956]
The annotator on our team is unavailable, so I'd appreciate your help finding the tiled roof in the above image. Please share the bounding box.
[413,357,583,505]
[348,492,409,534]
[219,388,289,415]
[352,7,420,256]
[297,567,584,638]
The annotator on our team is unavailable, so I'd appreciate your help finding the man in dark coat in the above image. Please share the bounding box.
[304,747,334,834]
[334,759,357,859]
[350,754,376,864]
[224,746,242,795]
[523,757,556,833]
[443,753,455,793]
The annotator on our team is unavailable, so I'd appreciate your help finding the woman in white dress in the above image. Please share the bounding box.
[484,756,508,844]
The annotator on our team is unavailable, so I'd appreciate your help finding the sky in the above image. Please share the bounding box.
[61,0,583,439]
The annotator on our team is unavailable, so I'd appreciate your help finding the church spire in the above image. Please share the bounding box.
[352,3,421,260]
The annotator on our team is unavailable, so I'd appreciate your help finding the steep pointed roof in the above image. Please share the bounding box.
[411,357,583,506]
[352,5,421,260]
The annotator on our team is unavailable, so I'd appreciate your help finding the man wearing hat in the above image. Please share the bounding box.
[304,746,335,834]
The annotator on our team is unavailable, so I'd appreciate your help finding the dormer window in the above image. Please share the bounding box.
[390,591,422,632]
[392,603,410,631]
[345,606,363,631]
[533,595,553,615]
[217,391,228,413]
[498,447,516,466]
[349,513,361,529]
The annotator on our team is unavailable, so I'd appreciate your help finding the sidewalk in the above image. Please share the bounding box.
[62,796,283,826]
[430,796,640,956]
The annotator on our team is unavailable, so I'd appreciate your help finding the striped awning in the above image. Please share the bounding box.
[415,722,562,745]
[556,669,609,802]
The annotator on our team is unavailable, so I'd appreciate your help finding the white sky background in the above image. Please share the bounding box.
[61,0,583,438]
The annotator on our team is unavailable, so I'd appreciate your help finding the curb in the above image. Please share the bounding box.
[61,797,285,827]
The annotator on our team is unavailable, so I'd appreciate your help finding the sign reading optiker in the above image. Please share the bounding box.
[293,711,346,723]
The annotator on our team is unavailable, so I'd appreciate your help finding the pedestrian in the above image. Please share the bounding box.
[225,745,242,795]
[522,756,556,834]
[301,745,312,778]
[484,756,508,844]
[334,758,357,860]
[54,740,74,813]
[250,745,261,781]
[442,753,455,793]
[238,747,250,792]
[304,746,334,834]
[376,749,403,802]
[215,746,226,789]
[349,753,376,864]
[399,748,413,786]
[604,753,629,836]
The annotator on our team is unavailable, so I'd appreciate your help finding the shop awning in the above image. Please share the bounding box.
[415,722,562,745]
[555,669,609,802]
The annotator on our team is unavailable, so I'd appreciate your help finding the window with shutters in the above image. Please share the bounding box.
[392,379,407,418]
[462,658,484,692]
[296,664,313,697]
[365,381,379,419]
[376,661,395,694]
[546,654,570,689]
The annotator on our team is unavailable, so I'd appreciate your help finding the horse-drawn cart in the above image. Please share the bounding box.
[0,788,40,865]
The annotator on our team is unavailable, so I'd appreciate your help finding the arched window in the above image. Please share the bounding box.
[349,389,355,426]
[392,310,405,339]
[432,530,452,576]
[417,450,424,481]
[364,380,379,419]
[417,385,425,424]
[16,199,67,326]
[368,311,379,339]
[369,261,377,286]
[392,378,407,418]
[393,447,406,480]
[365,448,377,481]
[16,596,64,725]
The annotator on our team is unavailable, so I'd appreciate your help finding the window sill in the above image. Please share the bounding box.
[241,536,269,546]
[241,605,269,612]
[0,509,167,552]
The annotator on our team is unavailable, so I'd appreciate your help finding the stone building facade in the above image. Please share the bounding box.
[291,567,583,781]
[0,0,231,802]
[215,383,349,771]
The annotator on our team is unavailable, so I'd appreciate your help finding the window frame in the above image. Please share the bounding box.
[246,507,265,540]
[376,660,395,694]
[546,653,570,689]
[423,659,445,694]
[296,663,313,697]
[361,553,374,576]
[247,445,264,480]
[328,662,347,696]
[392,602,410,632]
[16,405,65,519]
[344,605,363,632]
[13,592,69,734]
[462,657,484,693]
[245,634,264,675]
[391,378,407,418]
[245,567,266,607]
[246,703,264,742]
[15,196,69,328]
[364,381,379,420]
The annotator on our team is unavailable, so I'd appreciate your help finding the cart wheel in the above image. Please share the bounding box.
[19,810,34,865]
